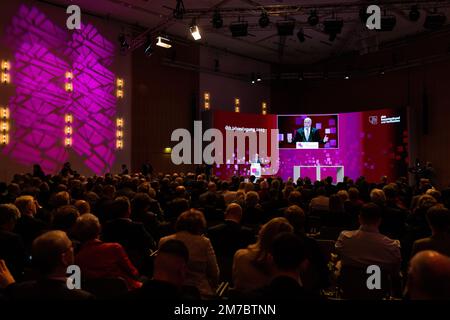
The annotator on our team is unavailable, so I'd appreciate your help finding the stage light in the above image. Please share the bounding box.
[256,73,262,82]
[116,78,124,98]
[64,113,72,147]
[144,37,153,57]
[204,92,210,110]
[276,19,295,36]
[230,21,248,37]
[297,29,305,42]
[308,10,319,26]
[251,73,256,84]
[259,11,270,28]
[190,20,201,40]
[116,117,124,150]
[212,10,223,29]
[1,60,10,84]
[344,73,350,80]
[156,36,172,48]
[424,12,446,30]
[261,101,268,115]
[173,0,185,20]
[409,6,420,22]
[234,98,240,113]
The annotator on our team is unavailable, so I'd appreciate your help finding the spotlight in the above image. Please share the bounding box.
[251,73,256,84]
[276,19,296,36]
[259,11,270,28]
[344,73,350,80]
[118,34,129,49]
[256,73,262,82]
[212,10,223,29]
[409,6,420,22]
[297,29,305,42]
[190,19,201,40]
[424,12,446,30]
[156,36,172,48]
[144,37,153,57]
[230,21,248,37]
[173,0,185,20]
[308,10,319,26]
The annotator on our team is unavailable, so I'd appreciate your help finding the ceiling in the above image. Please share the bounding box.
[44,0,450,64]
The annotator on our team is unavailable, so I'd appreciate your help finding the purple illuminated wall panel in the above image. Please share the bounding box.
[2,5,118,174]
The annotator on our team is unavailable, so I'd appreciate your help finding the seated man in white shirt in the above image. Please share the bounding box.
[336,203,401,272]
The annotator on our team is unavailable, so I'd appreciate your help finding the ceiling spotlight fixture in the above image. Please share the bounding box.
[297,29,305,42]
[190,19,201,40]
[144,36,153,57]
[173,0,185,20]
[409,5,420,22]
[230,20,248,37]
[276,19,296,36]
[212,10,223,29]
[344,73,350,80]
[156,36,172,49]
[424,11,446,30]
[259,11,270,28]
[256,73,262,82]
[308,10,319,26]
[251,73,256,84]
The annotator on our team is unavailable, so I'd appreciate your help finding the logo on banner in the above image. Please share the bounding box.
[369,116,378,125]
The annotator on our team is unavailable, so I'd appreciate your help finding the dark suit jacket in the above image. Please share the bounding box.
[13,215,48,253]
[293,127,323,143]
[207,220,256,282]
[0,230,26,280]
[6,278,94,300]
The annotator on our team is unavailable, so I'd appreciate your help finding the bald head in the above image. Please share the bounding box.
[225,203,242,223]
[32,231,73,276]
[407,250,450,300]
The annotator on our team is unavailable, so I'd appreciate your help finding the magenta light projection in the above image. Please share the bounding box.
[2,5,118,174]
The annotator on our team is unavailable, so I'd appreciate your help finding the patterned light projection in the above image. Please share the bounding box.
[2,5,119,174]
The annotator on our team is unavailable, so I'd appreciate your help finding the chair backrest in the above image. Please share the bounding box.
[82,277,129,299]
[339,265,391,300]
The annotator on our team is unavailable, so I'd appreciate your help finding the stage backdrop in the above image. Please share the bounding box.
[211,108,408,182]
[0,2,131,181]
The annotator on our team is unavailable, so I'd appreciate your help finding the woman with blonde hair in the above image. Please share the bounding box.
[232,217,293,292]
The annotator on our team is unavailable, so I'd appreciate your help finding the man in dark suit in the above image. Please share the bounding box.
[0,204,26,281]
[6,230,94,300]
[207,203,255,282]
[293,117,328,144]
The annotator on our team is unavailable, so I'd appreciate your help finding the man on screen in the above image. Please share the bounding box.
[293,117,329,144]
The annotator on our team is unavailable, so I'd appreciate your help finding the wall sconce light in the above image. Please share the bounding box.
[204,92,210,110]
[64,113,72,147]
[1,60,11,84]
[116,117,124,149]
[0,106,9,145]
[163,147,172,154]
[65,71,73,92]
[262,101,268,115]
[234,98,240,113]
[116,78,124,98]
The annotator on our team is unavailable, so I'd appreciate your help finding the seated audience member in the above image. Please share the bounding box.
[129,240,200,300]
[0,259,15,300]
[207,203,255,282]
[411,205,450,257]
[131,193,160,241]
[379,184,407,240]
[336,203,401,273]
[232,217,293,293]
[51,205,80,236]
[165,186,190,224]
[73,214,142,290]
[159,209,219,298]
[7,231,94,300]
[0,204,26,280]
[406,250,450,300]
[309,187,330,213]
[370,188,386,207]
[284,205,330,292]
[14,195,48,253]
[220,182,237,205]
[250,232,317,300]
[74,200,90,215]
[198,182,225,211]
[344,187,364,228]
[242,191,265,226]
